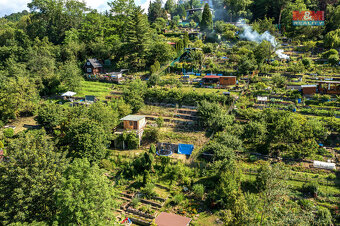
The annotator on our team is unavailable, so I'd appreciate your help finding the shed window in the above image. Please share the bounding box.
[87,68,92,73]
[87,62,90,65]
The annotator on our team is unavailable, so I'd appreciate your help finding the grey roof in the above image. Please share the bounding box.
[301,85,317,88]
[88,59,103,68]
[120,115,146,121]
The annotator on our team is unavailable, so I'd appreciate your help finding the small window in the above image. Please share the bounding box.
[87,62,91,65]
[129,121,133,126]
[87,68,92,73]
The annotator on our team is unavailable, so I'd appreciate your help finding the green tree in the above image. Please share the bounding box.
[256,162,287,225]
[148,0,167,23]
[123,79,147,112]
[58,60,83,92]
[165,0,175,14]
[254,40,273,64]
[59,118,110,161]
[0,130,69,224]
[125,7,150,69]
[200,4,212,32]
[324,29,340,48]
[56,158,116,225]
[0,76,39,122]
[36,102,66,132]
[197,100,234,133]
[27,0,87,44]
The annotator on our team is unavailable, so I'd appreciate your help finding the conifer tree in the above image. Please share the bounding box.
[200,3,212,32]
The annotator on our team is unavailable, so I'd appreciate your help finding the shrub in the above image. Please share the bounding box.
[141,183,156,199]
[149,144,156,154]
[156,117,164,127]
[298,199,314,210]
[143,127,160,143]
[3,128,14,138]
[100,159,115,171]
[172,194,184,205]
[192,184,205,199]
[302,181,319,196]
[131,197,140,208]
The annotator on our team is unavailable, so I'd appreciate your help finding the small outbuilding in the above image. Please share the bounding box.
[120,115,146,131]
[155,212,192,226]
[84,59,103,75]
[301,85,317,95]
[219,76,237,86]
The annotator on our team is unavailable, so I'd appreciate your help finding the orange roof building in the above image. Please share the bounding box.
[155,212,192,226]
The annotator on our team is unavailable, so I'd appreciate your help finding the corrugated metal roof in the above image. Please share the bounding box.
[88,59,103,68]
[120,115,146,121]
[301,85,317,88]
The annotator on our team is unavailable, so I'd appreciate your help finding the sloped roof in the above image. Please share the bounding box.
[120,115,146,121]
[88,59,103,68]
[203,75,220,79]
[155,212,191,226]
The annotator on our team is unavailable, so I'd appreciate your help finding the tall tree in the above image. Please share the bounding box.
[0,130,69,224]
[56,158,117,225]
[148,0,167,23]
[27,0,88,44]
[256,162,287,225]
[59,118,110,162]
[164,0,175,14]
[125,7,150,69]
[200,4,213,32]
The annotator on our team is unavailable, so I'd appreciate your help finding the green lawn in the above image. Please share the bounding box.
[77,81,114,100]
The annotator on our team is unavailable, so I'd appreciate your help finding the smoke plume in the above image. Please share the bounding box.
[237,20,289,59]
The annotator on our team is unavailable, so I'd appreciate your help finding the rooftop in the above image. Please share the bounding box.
[301,85,317,88]
[203,75,220,79]
[155,212,192,226]
[120,115,146,121]
[317,81,340,84]
[88,59,103,68]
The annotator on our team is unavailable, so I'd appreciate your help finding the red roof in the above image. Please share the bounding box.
[155,212,191,226]
[167,42,176,45]
[203,75,220,79]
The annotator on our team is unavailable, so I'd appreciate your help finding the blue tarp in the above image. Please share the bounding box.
[178,144,194,155]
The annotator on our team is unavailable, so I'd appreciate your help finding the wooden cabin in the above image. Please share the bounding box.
[219,76,237,86]
[84,59,103,75]
[301,85,317,95]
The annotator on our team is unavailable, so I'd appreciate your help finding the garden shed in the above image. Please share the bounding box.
[84,58,103,75]
[313,161,336,170]
[301,85,317,95]
[219,76,236,86]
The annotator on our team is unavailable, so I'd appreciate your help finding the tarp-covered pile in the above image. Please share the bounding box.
[178,144,194,155]
[313,161,336,170]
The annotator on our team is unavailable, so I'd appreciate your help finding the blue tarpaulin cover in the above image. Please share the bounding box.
[178,144,194,155]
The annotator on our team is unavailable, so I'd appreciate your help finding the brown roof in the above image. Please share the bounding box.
[155,212,191,226]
